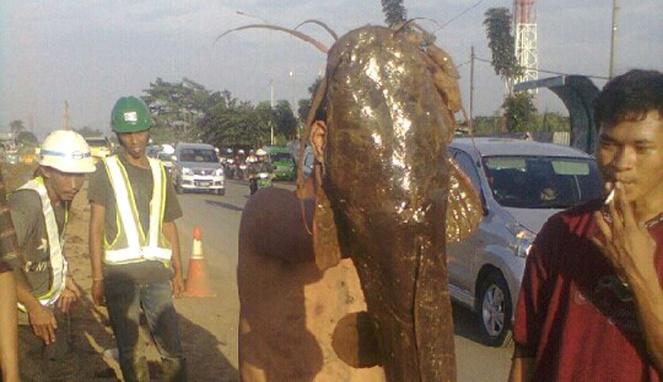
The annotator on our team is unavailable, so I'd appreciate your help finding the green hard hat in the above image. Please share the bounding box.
[111,96,151,133]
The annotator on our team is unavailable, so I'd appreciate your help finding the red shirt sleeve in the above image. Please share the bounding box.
[513,216,560,358]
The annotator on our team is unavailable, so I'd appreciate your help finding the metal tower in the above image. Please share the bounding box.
[514,0,538,85]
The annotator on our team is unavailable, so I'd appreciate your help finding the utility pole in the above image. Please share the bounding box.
[63,101,70,130]
[608,0,619,79]
[269,79,275,145]
[469,46,475,135]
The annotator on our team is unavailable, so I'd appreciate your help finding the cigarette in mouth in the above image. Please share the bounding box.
[604,189,615,205]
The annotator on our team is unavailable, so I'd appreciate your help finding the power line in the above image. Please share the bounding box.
[473,56,610,80]
[435,0,490,32]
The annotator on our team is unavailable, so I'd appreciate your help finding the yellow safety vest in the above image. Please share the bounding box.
[17,177,67,309]
[102,155,171,265]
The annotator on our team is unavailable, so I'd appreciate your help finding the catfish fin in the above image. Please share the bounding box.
[446,156,483,243]
[313,185,342,270]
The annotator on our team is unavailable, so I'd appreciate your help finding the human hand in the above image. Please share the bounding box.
[58,276,81,313]
[171,272,185,298]
[592,182,658,285]
[27,303,57,345]
[91,279,105,306]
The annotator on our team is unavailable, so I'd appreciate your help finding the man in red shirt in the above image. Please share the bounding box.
[510,69,663,381]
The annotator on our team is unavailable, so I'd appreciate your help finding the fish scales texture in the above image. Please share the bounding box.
[324,26,456,381]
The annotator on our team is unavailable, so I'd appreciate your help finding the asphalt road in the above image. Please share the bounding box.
[174,180,513,381]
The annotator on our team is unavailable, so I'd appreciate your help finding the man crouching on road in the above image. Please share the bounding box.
[510,69,663,381]
[88,96,187,381]
[0,130,95,380]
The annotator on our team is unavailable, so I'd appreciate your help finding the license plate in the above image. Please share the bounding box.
[197,181,211,187]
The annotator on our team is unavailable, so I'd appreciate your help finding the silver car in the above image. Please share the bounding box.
[173,143,225,195]
[447,137,603,346]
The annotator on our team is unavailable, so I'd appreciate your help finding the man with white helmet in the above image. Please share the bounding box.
[0,129,95,380]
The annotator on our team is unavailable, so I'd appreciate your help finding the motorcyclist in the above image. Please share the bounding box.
[248,149,274,195]
[246,149,257,165]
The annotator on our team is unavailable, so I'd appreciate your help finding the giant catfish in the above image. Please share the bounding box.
[223,23,483,382]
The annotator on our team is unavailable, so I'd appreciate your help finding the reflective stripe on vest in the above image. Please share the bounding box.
[17,177,67,310]
[103,156,171,265]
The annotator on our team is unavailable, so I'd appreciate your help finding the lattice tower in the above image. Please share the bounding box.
[514,0,538,87]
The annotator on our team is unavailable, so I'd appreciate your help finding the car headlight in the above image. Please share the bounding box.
[215,168,224,176]
[182,167,193,176]
[513,229,535,258]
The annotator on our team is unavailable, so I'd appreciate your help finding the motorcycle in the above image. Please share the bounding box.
[249,172,272,195]
[234,162,247,180]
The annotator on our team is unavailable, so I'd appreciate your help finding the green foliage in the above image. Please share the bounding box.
[297,77,323,122]
[15,131,38,146]
[197,91,297,148]
[9,120,24,136]
[142,77,223,143]
[502,92,537,133]
[483,7,521,86]
[381,0,407,27]
[472,112,570,136]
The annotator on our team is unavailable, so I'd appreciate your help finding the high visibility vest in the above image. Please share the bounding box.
[17,177,68,310]
[102,155,172,265]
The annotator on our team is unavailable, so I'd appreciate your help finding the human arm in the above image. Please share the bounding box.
[12,271,57,345]
[162,221,184,297]
[509,352,535,382]
[509,217,561,382]
[592,183,663,374]
[0,268,20,382]
[56,275,81,313]
[88,202,106,306]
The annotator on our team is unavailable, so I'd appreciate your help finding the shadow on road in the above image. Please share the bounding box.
[452,302,489,345]
[179,314,239,381]
[205,199,244,212]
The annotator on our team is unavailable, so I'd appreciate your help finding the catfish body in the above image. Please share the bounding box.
[322,26,457,382]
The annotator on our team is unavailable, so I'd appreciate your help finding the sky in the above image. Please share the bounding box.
[1,0,661,138]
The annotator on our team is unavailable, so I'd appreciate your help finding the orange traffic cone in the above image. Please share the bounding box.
[183,227,215,297]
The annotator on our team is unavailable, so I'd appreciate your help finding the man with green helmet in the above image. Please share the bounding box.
[88,96,187,381]
[0,129,95,380]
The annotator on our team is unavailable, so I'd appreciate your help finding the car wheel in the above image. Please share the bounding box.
[477,272,513,347]
[216,189,225,196]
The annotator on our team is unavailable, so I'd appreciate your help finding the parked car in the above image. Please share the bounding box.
[447,137,603,346]
[172,143,225,195]
[84,136,112,163]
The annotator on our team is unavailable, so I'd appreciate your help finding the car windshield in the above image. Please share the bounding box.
[272,153,293,162]
[178,148,218,162]
[483,156,603,209]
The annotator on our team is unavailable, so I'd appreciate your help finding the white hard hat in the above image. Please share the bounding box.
[256,149,267,156]
[238,149,245,154]
[39,130,96,173]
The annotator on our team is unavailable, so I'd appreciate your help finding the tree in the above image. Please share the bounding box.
[483,7,521,92]
[9,120,24,137]
[142,77,222,143]
[502,92,537,133]
[15,131,38,146]
[274,100,298,139]
[381,0,407,27]
[297,77,323,123]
